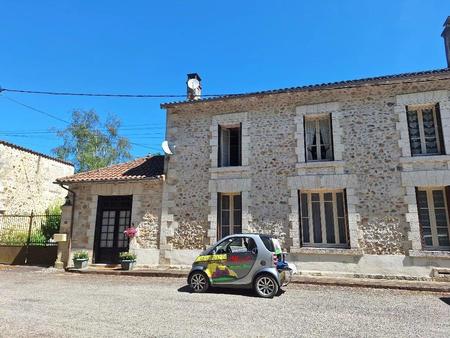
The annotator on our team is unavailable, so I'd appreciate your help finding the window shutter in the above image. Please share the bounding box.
[329,113,335,161]
[217,192,221,240]
[218,125,223,167]
[445,187,450,224]
[239,122,242,166]
[435,103,446,155]
[298,190,302,245]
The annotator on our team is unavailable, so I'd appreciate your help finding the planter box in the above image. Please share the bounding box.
[73,258,89,269]
[121,260,136,270]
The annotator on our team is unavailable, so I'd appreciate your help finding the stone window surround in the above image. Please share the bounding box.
[401,169,450,259]
[295,102,345,172]
[395,90,450,158]
[210,112,250,171]
[207,178,251,245]
[287,173,361,253]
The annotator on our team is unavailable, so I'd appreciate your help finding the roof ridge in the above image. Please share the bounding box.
[161,67,450,107]
[0,140,73,166]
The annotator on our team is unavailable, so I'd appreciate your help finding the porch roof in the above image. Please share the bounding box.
[56,155,164,184]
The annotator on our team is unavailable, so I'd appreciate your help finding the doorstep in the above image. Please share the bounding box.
[64,266,450,292]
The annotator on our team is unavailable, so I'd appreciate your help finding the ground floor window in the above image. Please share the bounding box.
[218,193,242,239]
[416,187,450,250]
[299,190,349,247]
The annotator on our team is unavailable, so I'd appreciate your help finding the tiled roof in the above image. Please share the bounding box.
[161,68,450,108]
[56,155,164,183]
[0,140,73,166]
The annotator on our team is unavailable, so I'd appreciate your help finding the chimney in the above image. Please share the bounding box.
[442,16,450,68]
[186,73,202,101]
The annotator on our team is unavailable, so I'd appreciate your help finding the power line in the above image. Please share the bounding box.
[0,87,227,98]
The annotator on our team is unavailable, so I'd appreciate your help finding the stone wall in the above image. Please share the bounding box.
[160,73,450,274]
[65,180,163,264]
[0,142,74,214]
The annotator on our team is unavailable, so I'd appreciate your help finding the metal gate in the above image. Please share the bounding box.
[0,212,61,265]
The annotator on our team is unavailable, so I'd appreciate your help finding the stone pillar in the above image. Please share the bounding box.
[58,203,73,268]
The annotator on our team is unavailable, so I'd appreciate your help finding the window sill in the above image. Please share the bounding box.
[400,155,450,164]
[296,160,345,169]
[209,166,249,174]
[408,250,450,259]
[290,247,363,256]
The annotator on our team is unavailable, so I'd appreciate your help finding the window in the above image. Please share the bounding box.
[212,237,256,254]
[218,125,241,167]
[304,115,333,162]
[407,104,445,156]
[299,190,348,247]
[416,187,450,250]
[218,193,242,239]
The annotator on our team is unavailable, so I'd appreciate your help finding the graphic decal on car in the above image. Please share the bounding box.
[194,254,227,262]
[206,263,238,282]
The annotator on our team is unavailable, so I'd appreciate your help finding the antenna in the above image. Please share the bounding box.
[161,140,175,155]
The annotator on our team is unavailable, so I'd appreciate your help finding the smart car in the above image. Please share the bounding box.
[187,233,295,298]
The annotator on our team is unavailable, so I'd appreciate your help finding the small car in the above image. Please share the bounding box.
[187,233,295,298]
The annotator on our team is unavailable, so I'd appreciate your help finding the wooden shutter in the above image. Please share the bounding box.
[329,113,335,161]
[239,122,242,166]
[435,103,446,155]
[217,192,221,240]
[218,125,222,167]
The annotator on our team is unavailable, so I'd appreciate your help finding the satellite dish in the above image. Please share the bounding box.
[187,78,200,90]
[161,140,175,155]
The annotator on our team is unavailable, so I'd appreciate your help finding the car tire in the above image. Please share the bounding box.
[254,274,279,298]
[188,271,209,293]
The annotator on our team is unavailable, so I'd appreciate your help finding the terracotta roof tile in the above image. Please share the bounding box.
[56,155,164,183]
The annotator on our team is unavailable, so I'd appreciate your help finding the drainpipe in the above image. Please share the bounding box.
[56,182,76,261]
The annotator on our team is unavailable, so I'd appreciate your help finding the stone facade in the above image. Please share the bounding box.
[0,141,74,214]
[60,179,163,265]
[159,71,450,278]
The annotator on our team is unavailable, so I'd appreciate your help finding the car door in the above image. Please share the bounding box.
[212,236,257,284]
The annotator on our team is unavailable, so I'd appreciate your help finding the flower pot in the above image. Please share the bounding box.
[121,260,136,270]
[73,258,89,269]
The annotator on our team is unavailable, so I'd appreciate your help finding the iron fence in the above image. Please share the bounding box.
[0,213,61,246]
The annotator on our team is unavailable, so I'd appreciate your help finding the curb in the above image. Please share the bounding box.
[65,268,450,293]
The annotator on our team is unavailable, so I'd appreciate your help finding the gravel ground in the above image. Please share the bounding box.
[0,266,449,337]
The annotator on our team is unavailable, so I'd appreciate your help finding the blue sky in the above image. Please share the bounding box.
[1,0,450,158]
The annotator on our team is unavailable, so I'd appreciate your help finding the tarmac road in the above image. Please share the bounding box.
[0,266,449,337]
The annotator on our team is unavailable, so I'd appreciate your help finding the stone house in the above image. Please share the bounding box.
[0,140,74,215]
[59,17,450,279]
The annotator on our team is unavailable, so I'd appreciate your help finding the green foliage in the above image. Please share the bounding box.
[73,250,89,260]
[119,251,137,261]
[41,202,62,241]
[0,229,28,245]
[53,110,132,173]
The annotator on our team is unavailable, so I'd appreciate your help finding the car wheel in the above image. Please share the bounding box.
[189,271,209,293]
[254,274,279,298]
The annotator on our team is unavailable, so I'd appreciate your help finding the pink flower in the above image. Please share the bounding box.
[123,227,138,238]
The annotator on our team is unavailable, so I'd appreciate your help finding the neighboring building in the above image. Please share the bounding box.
[0,140,74,215]
[60,17,450,279]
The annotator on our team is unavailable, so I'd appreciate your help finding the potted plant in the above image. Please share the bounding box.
[119,251,137,270]
[72,250,89,269]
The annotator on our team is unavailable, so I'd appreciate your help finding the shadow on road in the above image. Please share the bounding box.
[177,284,286,298]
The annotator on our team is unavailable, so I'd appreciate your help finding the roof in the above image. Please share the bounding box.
[0,140,73,166]
[56,155,165,184]
[161,68,450,108]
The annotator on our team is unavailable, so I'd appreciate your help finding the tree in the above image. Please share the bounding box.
[53,110,132,172]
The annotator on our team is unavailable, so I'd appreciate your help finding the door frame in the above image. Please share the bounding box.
[93,195,133,264]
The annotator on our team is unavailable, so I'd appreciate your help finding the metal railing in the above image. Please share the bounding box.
[0,212,61,247]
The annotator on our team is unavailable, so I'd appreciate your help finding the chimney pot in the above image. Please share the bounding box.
[186,73,202,101]
[442,16,450,68]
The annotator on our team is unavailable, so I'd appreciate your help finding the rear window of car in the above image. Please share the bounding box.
[260,235,275,252]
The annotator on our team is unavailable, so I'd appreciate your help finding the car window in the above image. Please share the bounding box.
[260,235,275,252]
[213,237,256,254]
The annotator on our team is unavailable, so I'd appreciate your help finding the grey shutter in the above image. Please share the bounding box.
[239,122,242,166]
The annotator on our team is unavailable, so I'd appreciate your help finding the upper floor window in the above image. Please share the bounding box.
[417,187,450,250]
[304,115,333,162]
[299,190,349,248]
[407,104,445,156]
[218,124,241,167]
